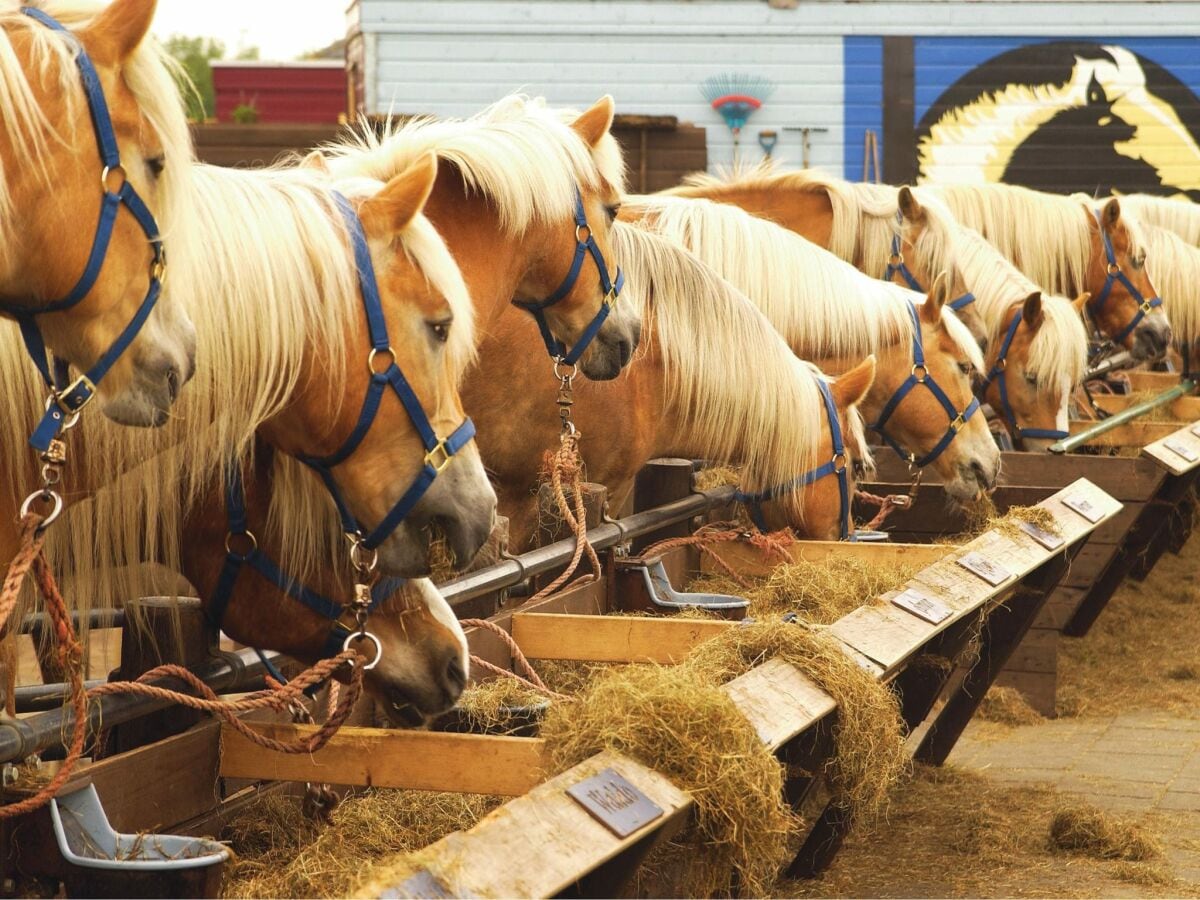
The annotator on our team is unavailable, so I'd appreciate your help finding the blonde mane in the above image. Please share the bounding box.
[1119,194,1200,248]
[949,224,1088,389]
[324,95,626,236]
[622,193,984,372]
[2,162,473,612]
[1141,222,1200,348]
[0,0,193,268]
[611,222,844,520]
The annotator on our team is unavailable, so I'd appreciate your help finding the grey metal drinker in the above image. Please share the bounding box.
[637,559,749,612]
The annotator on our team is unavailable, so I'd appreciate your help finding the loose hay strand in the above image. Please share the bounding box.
[1047,802,1163,861]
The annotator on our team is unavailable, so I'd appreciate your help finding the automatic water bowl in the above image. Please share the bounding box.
[50,783,229,898]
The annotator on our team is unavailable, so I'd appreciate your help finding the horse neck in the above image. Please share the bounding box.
[817,341,910,425]
[676,182,835,248]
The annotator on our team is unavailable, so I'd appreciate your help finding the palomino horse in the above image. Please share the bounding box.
[463,223,876,549]
[620,195,999,502]
[1133,222,1200,362]
[8,156,491,722]
[0,0,196,430]
[921,184,1171,361]
[668,164,990,348]
[1119,194,1200,248]
[325,95,640,382]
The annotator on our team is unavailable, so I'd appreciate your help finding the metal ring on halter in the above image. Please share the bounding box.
[1107,262,1121,275]
[100,164,126,194]
[150,248,167,283]
[911,363,928,381]
[224,530,258,558]
[343,630,383,670]
[560,419,578,438]
[575,223,591,243]
[367,347,396,377]
[832,452,848,473]
[43,394,81,432]
[888,252,904,266]
[20,489,63,529]
[552,358,579,381]
[40,464,62,487]
[348,538,379,575]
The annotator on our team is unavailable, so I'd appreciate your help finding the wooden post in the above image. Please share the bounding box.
[107,597,208,755]
[632,459,695,552]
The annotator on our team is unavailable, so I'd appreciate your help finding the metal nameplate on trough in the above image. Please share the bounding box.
[1062,494,1104,523]
[891,588,952,625]
[1019,521,1065,551]
[383,870,459,899]
[1165,440,1199,463]
[567,767,664,838]
[956,551,1013,587]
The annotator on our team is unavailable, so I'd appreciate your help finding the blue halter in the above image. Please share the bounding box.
[733,379,852,541]
[296,193,476,552]
[979,311,1068,443]
[208,462,404,660]
[871,299,981,468]
[12,8,166,454]
[511,186,624,365]
[884,222,976,313]
[1089,209,1162,345]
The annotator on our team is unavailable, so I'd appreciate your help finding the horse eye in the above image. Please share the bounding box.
[958,362,973,376]
[604,203,621,222]
[1131,253,1146,270]
[1024,372,1038,386]
[428,321,451,343]
[146,155,165,179]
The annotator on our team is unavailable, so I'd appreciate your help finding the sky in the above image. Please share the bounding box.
[150,0,347,61]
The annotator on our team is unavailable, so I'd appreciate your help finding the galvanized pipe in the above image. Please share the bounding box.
[1050,380,1196,455]
[20,609,125,635]
[441,485,735,606]
[1083,351,1134,382]
[0,647,276,764]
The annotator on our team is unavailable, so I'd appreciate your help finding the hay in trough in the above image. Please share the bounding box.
[962,495,1061,540]
[454,677,548,732]
[694,464,742,491]
[1047,802,1162,861]
[976,685,1044,726]
[222,788,500,898]
[538,663,800,897]
[684,620,907,819]
[688,556,918,625]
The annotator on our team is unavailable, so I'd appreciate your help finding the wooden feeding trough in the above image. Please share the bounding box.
[218,477,1118,897]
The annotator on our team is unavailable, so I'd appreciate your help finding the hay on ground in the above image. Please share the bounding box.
[976,685,1044,726]
[1047,802,1162,861]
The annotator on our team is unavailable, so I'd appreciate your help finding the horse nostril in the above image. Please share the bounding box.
[971,460,991,487]
[165,367,180,403]
[445,656,467,693]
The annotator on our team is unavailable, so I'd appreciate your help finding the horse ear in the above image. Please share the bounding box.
[1022,291,1045,330]
[898,186,925,223]
[831,355,877,410]
[80,0,157,67]
[360,151,438,236]
[920,273,948,325]
[1072,292,1092,314]
[299,150,330,173]
[569,96,616,149]
[1101,197,1122,230]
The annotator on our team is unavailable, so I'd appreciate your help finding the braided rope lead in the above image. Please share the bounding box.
[460,618,568,701]
[640,522,798,589]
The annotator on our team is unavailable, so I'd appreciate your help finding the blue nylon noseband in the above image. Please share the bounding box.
[871,299,981,468]
[512,186,624,365]
[1089,209,1162,346]
[884,220,976,313]
[733,379,852,541]
[13,8,166,453]
[979,311,1068,443]
[296,193,476,553]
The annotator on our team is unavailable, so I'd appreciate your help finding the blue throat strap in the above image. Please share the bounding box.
[296,193,476,552]
[883,219,975,313]
[733,380,852,541]
[208,463,403,662]
[15,8,167,453]
[979,311,1068,443]
[870,299,981,468]
[1088,209,1162,346]
[511,186,624,365]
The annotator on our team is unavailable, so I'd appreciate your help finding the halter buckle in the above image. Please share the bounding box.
[224,530,258,558]
[367,346,396,376]
[150,252,167,284]
[603,285,620,307]
[54,375,95,417]
[1139,300,1156,313]
[951,414,966,433]
[424,439,454,474]
[911,363,928,382]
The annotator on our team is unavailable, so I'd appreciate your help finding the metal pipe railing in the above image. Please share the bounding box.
[1050,380,1196,455]
[441,485,735,606]
[0,647,278,765]
[1083,351,1135,382]
[20,609,125,635]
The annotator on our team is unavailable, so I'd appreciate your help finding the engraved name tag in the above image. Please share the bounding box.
[567,767,664,838]
[891,588,952,624]
[1165,440,1199,463]
[956,551,1013,586]
[1062,494,1103,523]
[1019,520,1065,550]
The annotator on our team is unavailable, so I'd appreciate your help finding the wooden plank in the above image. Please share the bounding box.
[830,478,1120,675]
[1068,419,1181,447]
[364,751,693,899]
[219,724,546,797]
[1125,371,1186,393]
[511,612,732,663]
[721,658,836,751]
[1001,627,1059,675]
[1141,419,1200,475]
[1091,394,1200,422]
[698,539,947,578]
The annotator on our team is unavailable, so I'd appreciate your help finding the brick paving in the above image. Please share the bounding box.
[951,710,1200,883]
